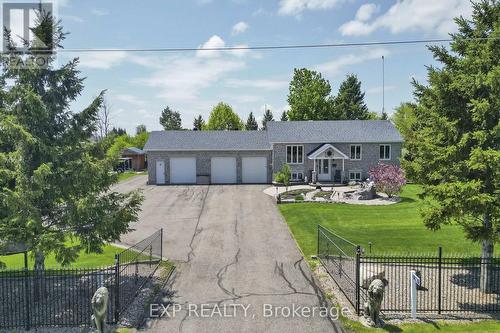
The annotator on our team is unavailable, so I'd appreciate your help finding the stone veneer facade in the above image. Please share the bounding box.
[147,150,273,185]
[272,142,402,183]
[147,142,401,185]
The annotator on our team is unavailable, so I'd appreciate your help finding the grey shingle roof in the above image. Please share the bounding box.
[123,147,145,155]
[144,130,272,151]
[144,121,403,151]
[266,120,403,143]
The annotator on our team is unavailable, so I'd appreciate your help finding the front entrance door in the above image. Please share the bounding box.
[317,159,331,181]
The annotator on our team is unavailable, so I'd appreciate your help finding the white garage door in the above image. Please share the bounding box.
[170,158,196,184]
[211,157,237,184]
[242,157,267,183]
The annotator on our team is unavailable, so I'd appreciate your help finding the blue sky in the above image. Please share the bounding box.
[51,0,473,133]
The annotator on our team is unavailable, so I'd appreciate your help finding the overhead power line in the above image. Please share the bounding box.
[55,37,499,53]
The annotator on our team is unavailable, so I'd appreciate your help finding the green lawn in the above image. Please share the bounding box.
[117,171,147,182]
[0,244,122,269]
[341,316,500,333]
[279,184,486,256]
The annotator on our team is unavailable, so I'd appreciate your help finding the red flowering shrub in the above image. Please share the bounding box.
[368,164,406,197]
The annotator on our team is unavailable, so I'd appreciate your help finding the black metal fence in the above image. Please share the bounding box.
[317,225,500,317]
[0,229,163,330]
[114,229,163,319]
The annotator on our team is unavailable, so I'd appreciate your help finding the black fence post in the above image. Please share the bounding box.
[317,225,320,258]
[160,228,163,263]
[355,245,361,316]
[24,254,31,331]
[437,246,442,314]
[149,245,153,268]
[114,254,120,323]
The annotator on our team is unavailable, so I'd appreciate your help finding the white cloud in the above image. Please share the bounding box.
[339,0,473,36]
[225,78,289,90]
[134,55,246,104]
[225,94,263,104]
[355,3,378,22]
[77,51,129,69]
[61,15,84,23]
[112,94,147,107]
[253,7,273,17]
[91,9,109,16]
[196,35,225,58]
[315,48,389,76]
[278,0,345,16]
[229,44,251,58]
[232,21,249,35]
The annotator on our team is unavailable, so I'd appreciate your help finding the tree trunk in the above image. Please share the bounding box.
[480,215,494,293]
[33,251,46,302]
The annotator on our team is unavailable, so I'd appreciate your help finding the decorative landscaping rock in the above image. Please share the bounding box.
[355,182,377,200]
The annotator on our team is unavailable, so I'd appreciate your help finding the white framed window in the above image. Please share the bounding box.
[379,144,391,160]
[350,144,362,160]
[349,171,362,181]
[291,172,304,181]
[286,145,304,164]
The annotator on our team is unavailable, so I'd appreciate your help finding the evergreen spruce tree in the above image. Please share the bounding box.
[245,112,258,130]
[280,110,288,121]
[0,9,143,284]
[334,74,370,120]
[193,115,205,130]
[159,106,182,130]
[404,0,499,292]
[262,109,274,130]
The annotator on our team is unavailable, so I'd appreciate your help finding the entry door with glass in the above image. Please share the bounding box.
[317,159,331,181]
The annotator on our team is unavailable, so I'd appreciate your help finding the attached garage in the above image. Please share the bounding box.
[170,157,196,184]
[145,131,272,185]
[211,157,237,184]
[242,157,268,183]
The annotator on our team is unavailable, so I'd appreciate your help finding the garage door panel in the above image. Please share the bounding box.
[242,157,267,183]
[170,158,196,184]
[211,157,237,184]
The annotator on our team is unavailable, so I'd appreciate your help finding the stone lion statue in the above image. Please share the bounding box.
[361,279,386,327]
[91,286,109,333]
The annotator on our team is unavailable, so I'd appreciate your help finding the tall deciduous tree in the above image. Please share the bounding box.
[245,112,258,130]
[96,98,112,140]
[160,106,182,130]
[0,10,143,278]
[334,74,370,120]
[193,115,205,130]
[403,0,499,292]
[206,102,243,130]
[262,109,274,130]
[287,68,336,120]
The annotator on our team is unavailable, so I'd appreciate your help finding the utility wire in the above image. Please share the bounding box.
[54,37,499,53]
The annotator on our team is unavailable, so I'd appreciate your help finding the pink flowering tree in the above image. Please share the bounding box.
[368,164,406,198]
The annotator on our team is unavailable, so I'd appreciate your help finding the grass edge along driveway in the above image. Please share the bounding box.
[279,184,488,257]
[1,243,122,269]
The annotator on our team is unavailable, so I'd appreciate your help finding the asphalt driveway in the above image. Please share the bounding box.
[114,176,342,333]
